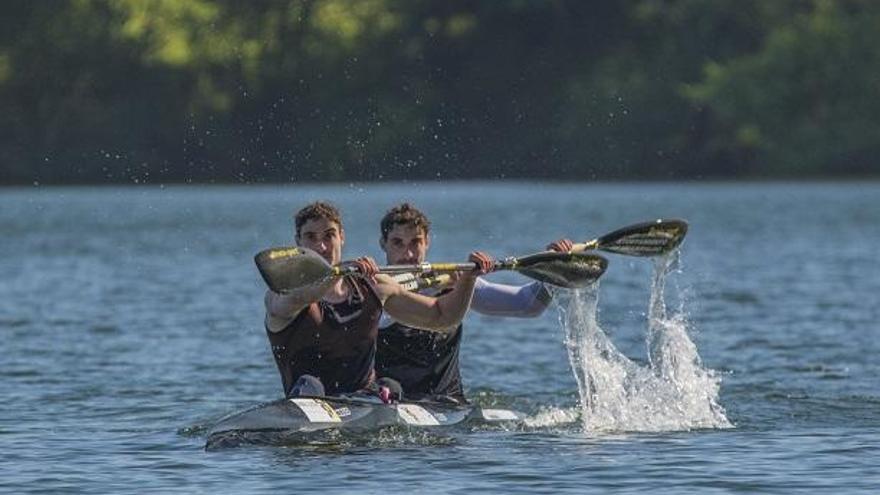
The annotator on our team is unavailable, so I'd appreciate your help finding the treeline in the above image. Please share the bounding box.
[1,0,878,185]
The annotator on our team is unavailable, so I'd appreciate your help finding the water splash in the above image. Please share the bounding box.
[554,251,731,433]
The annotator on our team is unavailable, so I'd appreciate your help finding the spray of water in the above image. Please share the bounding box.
[554,250,731,433]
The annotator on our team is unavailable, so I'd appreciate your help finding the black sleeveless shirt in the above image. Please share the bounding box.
[266,276,381,396]
[376,318,465,402]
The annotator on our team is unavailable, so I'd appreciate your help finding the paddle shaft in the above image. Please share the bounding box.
[333,260,516,277]
[391,273,452,292]
[572,240,599,252]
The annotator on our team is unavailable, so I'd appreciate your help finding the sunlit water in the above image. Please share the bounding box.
[2,182,879,493]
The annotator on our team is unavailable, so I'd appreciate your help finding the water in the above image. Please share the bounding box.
[2,182,878,493]
[554,251,730,433]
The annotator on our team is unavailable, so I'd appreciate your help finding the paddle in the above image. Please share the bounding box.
[391,272,451,292]
[255,247,608,293]
[572,218,688,257]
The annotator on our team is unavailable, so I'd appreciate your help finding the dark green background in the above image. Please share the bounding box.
[2,0,878,184]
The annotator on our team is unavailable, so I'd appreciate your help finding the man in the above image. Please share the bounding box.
[376,203,570,403]
[263,201,491,400]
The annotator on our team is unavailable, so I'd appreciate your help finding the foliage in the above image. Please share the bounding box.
[0,0,877,184]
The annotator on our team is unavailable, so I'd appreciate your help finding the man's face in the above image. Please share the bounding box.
[381,224,429,265]
[296,218,344,265]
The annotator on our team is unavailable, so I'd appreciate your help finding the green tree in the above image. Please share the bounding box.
[685,0,880,176]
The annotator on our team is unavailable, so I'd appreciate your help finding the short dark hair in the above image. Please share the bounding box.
[380,203,431,241]
[295,201,342,237]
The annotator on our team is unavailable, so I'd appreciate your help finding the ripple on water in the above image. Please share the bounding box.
[3,183,880,492]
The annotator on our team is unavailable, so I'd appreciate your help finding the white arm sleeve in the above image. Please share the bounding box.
[470,277,552,318]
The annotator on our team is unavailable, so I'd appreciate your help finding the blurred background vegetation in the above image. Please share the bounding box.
[1,0,878,184]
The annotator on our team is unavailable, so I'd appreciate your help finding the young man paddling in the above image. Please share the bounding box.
[263,201,491,401]
[375,203,571,403]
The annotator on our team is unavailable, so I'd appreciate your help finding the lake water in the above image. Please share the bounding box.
[2,182,878,493]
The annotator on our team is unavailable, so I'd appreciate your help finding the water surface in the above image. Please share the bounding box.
[1,182,878,493]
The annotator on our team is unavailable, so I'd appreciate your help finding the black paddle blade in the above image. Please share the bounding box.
[596,219,688,257]
[515,252,608,288]
[254,246,332,293]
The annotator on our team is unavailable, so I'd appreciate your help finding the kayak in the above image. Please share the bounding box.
[205,396,525,449]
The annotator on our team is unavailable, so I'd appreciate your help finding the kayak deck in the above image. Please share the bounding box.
[205,396,524,449]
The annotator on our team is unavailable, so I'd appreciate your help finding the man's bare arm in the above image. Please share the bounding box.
[376,251,492,333]
[379,274,478,332]
[264,277,338,333]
